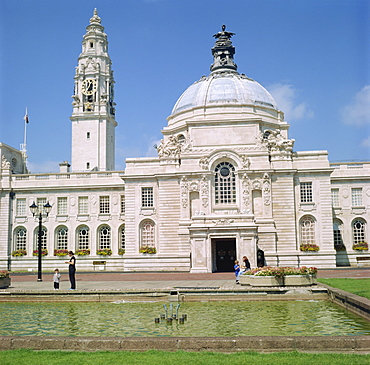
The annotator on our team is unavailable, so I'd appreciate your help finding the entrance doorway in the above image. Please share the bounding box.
[213,238,236,272]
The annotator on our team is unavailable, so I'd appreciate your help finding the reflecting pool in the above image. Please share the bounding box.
[1,300,370,337]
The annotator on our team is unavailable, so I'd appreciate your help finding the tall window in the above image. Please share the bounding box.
[99,196,110,214]
[300,182,313,203]
[300,216,315,244]
[214,162,236,204]
[352,219,366,244]
[99,225,111,249]
[331,189,340,207]
[141,187,153,207]
[15,227,27,251]
[77,226,89,250]
[119,225,125,250]
[37,198,47,214]
[57,197,68,215]
[140,220,155,248]
[78,197,89,214]
[35,226,47,250]
[333,220,344,247]
[120,195,125,214]
[351,188,363,207]
[16,199,26,216]
[56,226,68,250]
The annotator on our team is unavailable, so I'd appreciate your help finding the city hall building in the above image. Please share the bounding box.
[0,10,369,273]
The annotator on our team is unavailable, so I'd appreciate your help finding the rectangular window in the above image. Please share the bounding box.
[141,187,153,207]
[351,188,363,207]
[300,182,313,203]
[78,197,89,214]
[16,198,26,216]
[57,197,68,215]
[120,195,125,214]
[99,196,110,214]
[331,189,339,207]
[36,198,47,214]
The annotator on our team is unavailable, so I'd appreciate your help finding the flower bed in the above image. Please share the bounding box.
[118,248,125,255]
[353,242,368,251]
[33,249,48,257]
[300,244,319,252]
[76,249,90,256]
[54,249,68,257]
[0,270,10,288]
[11,249,27,257]
[240,266,317,287]
[96,249,112,256]
[139,246,156,254]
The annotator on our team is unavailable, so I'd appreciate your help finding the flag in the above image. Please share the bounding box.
[24,108,29,124]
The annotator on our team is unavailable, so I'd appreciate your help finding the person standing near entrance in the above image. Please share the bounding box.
[65,251,76,290]
[234,260,241,284]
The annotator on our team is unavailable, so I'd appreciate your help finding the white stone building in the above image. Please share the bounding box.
[0,11,369,273]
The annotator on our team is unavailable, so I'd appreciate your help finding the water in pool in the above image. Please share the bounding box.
[1,300,370,337]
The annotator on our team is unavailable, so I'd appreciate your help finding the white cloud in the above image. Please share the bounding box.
[267,83,313,121]
[361,136,370,148]
[341,85,370,125]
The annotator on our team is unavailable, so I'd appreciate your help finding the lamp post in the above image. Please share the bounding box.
[30,201,52,282]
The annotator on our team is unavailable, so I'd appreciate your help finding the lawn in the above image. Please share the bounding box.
[318,278,370,300]
[1,349,370,365]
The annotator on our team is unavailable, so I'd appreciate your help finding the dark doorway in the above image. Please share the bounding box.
[214,238,236,272]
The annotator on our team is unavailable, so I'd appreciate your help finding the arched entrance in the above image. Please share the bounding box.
[213,238,236,272]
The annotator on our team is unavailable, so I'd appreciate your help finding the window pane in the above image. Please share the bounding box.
[331,189,339,207]
[57,197,68,215]
[300,216,315,244]
[120,226,125,249]
[57,227,68,250]
[99,225,111,249]
[78,197,88,214]
[215,162,236,204]
[141,188,153,207]
[140,220,155,248]
[78,226,89,250]
[16,199,26,216]
[15,228,27,250]
[99,196,110,214]
[300,182,313,203]
[353,219,365,244]
[351,188,363,207]
[120,195,125,214]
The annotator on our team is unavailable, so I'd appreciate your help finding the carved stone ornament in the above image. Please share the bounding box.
[263,173,271,206]
[200,175,209,208]
[240,155,250,169]
[157,136,181,158]
[212,218,234,226]
[1,156,10,169]
[180,176,189,208]
[242,173,250,208]
[260,129,295,153]
[199,156,209,170]
[252,179,262,190]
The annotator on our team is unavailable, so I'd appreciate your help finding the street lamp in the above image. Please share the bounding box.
[30,201,52,282]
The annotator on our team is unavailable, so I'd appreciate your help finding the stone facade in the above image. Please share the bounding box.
[0,12,369,272]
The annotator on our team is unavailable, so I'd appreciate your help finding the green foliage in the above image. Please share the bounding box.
[300,243,320,251]
[0,349,369,365]
[11,249,27,257]
[32,249,48,256]
[318,278,370,300]
[118,248,125,255]
[75,249,90,256]
[53,249,68,256]
[244,266,318,278]
[139,246,157,254]
[96,248,112,256]
[352,242,368,251]
[0,270,10,279]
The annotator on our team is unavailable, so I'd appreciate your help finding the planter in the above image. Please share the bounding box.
[240,274,317,287]
[0,277,11,288]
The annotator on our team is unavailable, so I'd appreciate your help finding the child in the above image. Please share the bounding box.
[53,268,61,290]
[234,260,240,284]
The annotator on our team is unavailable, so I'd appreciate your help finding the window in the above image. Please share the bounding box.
[77,226,89,250]
[15,227,27,251]
[120,195,125,214]
[99,196,110,214]
[99,225,111,249]
[35,226,47,250]
[353,219,366,244]
[140,220,155,248]
[119,225,125,250]
[56,226,68,250]
[36,198,47,214]
[300,182,313,203]
[214,162,236,204]
[331,189,339,207]
[351,188,363,207]
[90,42,93,48]
[57,197,68,215]
[78,197,89,214]
[141,187,153,207]
[333,220,344,247]
[86,162,90,170]
[87,132,90,139]
[300,216,315,244]
[16,198,26,216]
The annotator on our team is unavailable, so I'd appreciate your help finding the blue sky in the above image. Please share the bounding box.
[0,0,369,172]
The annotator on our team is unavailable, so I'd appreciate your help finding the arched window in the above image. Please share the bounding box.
[119,225,125,250]
[352,219,366,244]
[140,220,155,249]
[333,219,344,249]
[77,226,89,250]
[214,162,236,204]
[300,216,315,245]
[99,225,111,249]
[56,226,68,250]
[14,227,27,251]
[35,226,47,250]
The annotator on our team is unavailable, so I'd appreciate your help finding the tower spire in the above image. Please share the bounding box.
[210,25,237,73]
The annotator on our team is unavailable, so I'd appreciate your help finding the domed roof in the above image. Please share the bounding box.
[170,25,278,117]
[171,72,277,115]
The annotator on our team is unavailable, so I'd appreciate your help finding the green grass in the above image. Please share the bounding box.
[318,278,370,300]
[1,349,370,365]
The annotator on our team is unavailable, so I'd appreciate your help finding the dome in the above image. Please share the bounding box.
[171,72,278,116]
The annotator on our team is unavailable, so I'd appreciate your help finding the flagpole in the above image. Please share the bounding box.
[21,107,29,170]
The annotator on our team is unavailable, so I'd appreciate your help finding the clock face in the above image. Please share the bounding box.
[81,79,97,95]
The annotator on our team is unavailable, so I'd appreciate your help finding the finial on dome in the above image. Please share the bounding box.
[210,25,237,73]
[90,8,101,24]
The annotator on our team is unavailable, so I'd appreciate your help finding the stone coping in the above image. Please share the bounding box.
[0,335,369,353]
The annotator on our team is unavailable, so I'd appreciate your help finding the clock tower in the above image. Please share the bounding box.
[70,9,117,172]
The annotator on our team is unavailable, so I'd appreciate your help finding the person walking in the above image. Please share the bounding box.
[53,268,61,290]
[234,260,241,284]
[65,251,76,290]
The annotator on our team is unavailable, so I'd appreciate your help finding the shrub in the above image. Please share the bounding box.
[118,248,125,255]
